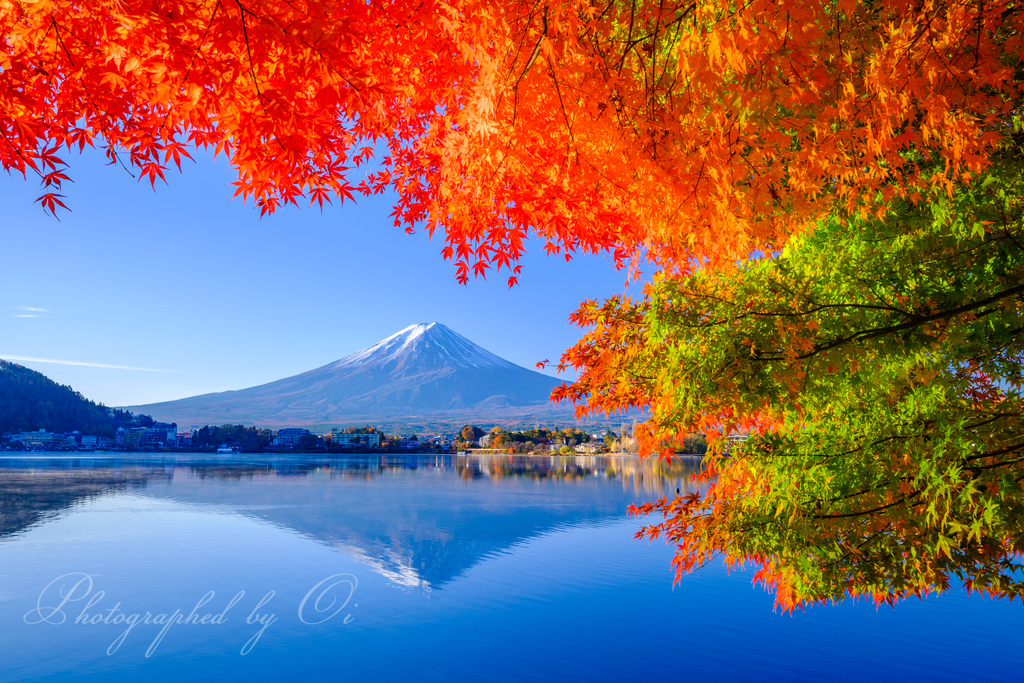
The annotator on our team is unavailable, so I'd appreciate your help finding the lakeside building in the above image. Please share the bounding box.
[5,424,460,453]
[140,423,178,448]
[6,428,171,454]
[124,427,146,449]
[330,429,380,448]
[423,434,454,448]
[12,429,60,449]
[273,428,310,449]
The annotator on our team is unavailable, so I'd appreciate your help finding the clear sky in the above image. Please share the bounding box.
[1,146,637,407]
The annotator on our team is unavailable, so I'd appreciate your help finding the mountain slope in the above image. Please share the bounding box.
[127,323,572,427]
[0,360,150,436]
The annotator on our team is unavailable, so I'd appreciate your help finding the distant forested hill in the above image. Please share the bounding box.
[0,360,152,436]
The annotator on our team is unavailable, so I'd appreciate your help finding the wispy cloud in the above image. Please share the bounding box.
[0,355,175,373]
[13,306,49,319]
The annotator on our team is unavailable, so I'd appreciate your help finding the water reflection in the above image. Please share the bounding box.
[2,453,1022,683]
[0,453,703,590]
[0,464,167,540]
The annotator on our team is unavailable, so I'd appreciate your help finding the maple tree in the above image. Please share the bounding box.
[4,0,1017,276]
[558,145,1024,608]
[3,0,1023,606]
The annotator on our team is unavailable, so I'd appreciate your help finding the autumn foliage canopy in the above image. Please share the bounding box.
[3,0,1023,608]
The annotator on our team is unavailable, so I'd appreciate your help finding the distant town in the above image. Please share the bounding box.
[0,422,675,455]
[0,359,707,456]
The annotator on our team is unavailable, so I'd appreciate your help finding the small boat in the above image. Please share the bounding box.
[216,444,236,454]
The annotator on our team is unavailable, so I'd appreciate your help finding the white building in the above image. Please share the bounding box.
[330,429,380,448]
[16,429,59,449]
[274,428,310,449]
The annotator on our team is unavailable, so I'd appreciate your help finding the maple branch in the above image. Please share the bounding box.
[973,0,984,70]
[505,0,546,83]
[616,0,638,76]
[44,18,101,54]
[49,19,75,67]
[813,475,918,507]
[670,287,914,327]
[181,0,221,87]
[758,299,911,319]
[963,439,1024,465]
[908,229,1023,269]
[8,145,45,181]
[851,274,910,315]
[829,524,894,569]
[504,0,547,125]
[745,433,920,460]
[649,0,665,120]
[516,3,548,91]
[968,452,1024,471]
[713,281,1024,364]
[792,282,1024,361]
[236,0,265,103]
[546,56,575,144]
[814,492,920,520]
[105,144,137,178]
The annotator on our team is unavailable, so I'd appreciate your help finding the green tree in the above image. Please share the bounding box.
[563,148,1024,608]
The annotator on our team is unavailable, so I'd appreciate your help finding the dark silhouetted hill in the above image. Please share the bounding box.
[0,360,151,436]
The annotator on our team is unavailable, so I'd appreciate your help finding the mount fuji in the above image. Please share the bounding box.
[127,323,577,428]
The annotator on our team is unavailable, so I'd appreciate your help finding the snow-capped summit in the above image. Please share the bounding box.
[127,323,568,426]
[333,322,518,371]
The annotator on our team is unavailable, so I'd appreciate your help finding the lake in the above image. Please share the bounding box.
[0,452,1020,682]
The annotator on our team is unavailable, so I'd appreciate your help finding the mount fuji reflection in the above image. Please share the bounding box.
[0,453,696,590]
[1,453,1022,683]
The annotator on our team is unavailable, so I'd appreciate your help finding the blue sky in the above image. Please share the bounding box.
[1,147,636,407]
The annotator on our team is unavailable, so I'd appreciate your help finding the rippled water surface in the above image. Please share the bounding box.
[0,453,1020,682]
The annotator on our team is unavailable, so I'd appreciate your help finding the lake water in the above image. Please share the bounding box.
[0,452,1021,682]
